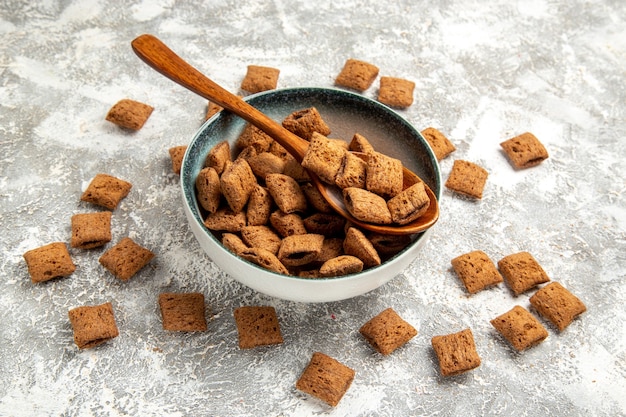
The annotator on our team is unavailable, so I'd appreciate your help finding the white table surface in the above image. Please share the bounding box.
[1,1,625,416]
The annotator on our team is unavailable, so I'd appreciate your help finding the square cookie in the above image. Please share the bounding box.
[233,306,283,349]
[240,65,280,93]
[168,145,187,175]
[378,76,415,108]
[451,250,503,294]
[445,160,488,199]
[335,58,379,92]
[498,251,550,296]
[68,302,119,349]
[296,352,355,407]
[359,308,417,355]
[500,132,549,169]
[490,305,548,351]
[530,282,587,331]
[431,328,481,377]
[70,211,112,249]
[81,173,132,210]
[99,237,155,281]
[159,292,207,332]
[421,127,456,161]
[282,107,331,141]
[23,242,76,283]
[105,98,153,130]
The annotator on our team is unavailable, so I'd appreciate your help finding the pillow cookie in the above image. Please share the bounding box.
[500,132,548,169]
[490,305,548,351]
[240,65,280,93]
[529,282,586,331]
[335,58,379,92]
[451,250,503,294]
[23,242,76,283]
[378,76,415,108]
[359,308,417,355]
[431,328,481,377]
[296,352,355,407]
[498,251,550,296]
[445,160,488,199]
[99,237,155,281]
[159,292,207,332]
[105,98,153,130]
[421,127,456,161]
[70,211,112,249]
[233,306,283,349]
[68,302,119,349]
[81,173,132,210]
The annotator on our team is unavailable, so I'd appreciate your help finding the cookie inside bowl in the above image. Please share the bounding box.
[181,87,441,302]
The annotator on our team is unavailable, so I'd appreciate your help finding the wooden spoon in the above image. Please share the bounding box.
[131,34,439,235]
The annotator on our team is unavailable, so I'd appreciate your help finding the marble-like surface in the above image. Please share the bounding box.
[1,1,625,416]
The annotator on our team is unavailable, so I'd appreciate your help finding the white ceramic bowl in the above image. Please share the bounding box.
[181,87,441,303]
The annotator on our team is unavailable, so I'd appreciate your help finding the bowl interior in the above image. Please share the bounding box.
[180,87,441,294]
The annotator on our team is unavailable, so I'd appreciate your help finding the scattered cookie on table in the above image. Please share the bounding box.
[377,76,415,108]
[233,306,283,349]
[70,211,112,249]
[431,328,481,377]
[68,302,119,349]
[445,160,488,199]
[451,250,503,294]
[168,145,187,175]
[282,107,331,141]
[80,173,132,210]
[421,127,456,161]
[240,65,280,93]
[498,251,550,296]
[360,308,417,355]
[23,242,76,283]
[159,292,208,332]
[105,98,153,131]
[296,351,355,407]
[490,305,548,351]
[500,132,549,169]
[529,282,586,331]
[335,58,379,92]
[99,237,155,281]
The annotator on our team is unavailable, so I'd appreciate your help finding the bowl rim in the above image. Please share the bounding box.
[180,86,442,283]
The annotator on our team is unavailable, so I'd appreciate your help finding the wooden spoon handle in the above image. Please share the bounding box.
[131,34,309,160]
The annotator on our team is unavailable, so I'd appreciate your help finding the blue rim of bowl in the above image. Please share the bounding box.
[181,87,442,282]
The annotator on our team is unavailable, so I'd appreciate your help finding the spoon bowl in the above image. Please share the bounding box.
[131,34,439,235]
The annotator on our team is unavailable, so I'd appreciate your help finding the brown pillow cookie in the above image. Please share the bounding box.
[68,302,119,349]
[99,237,155,281]
[296,352,355,407]
[490,305,548,351]
[421,127,456,161]
[529,282,586,331]
[335,58,379,91]
[445,160,488,199]
[343,227,381,267]
[105,99,153,130]
[233,306,283,349]
[378,76,415,108]
[168,145,187,175]
[431,328,481,377]
[359,308,417,355]
[70,211,112,249]
[220,158,257,213]
[203,207,247,232]
[451,250,503,294]
[240,65,280,93]
[159,293,207,332]
[282,107,331,141]
[23,242,76,283]
[498,251,550,296]
[81,173,132,210]
[500,132,548,169]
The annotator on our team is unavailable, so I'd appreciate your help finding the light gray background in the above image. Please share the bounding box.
[1,1,625,416]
